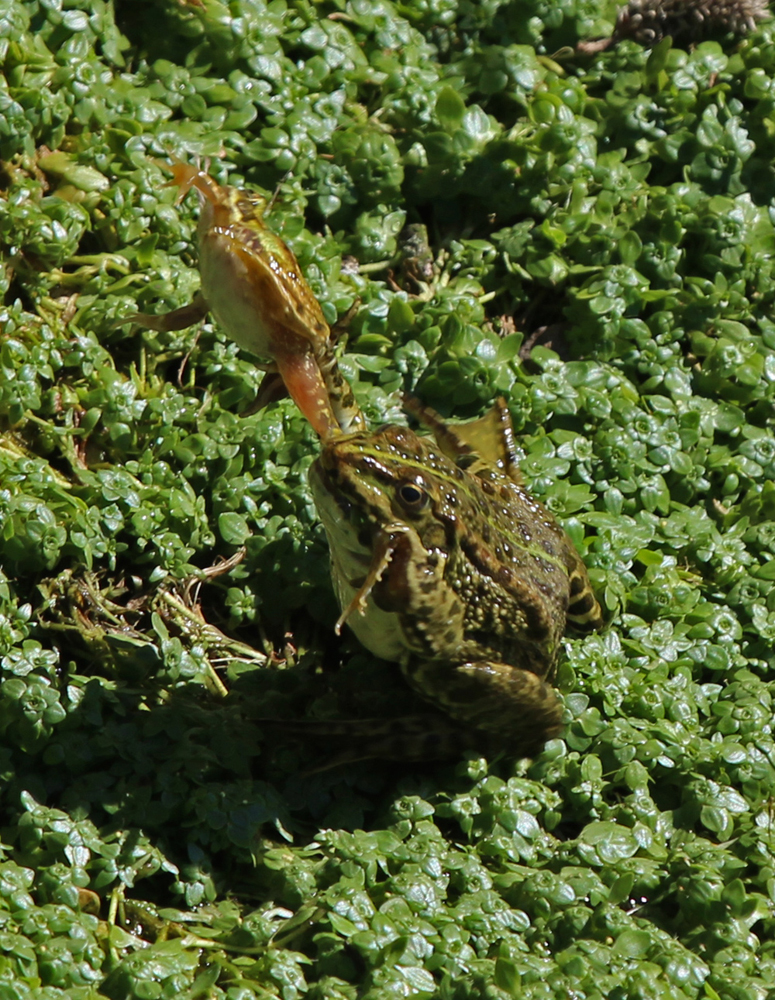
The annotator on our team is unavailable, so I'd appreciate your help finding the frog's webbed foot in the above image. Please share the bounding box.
[404,659,562,758]
[403,395,521,481]
[112,291,210,332]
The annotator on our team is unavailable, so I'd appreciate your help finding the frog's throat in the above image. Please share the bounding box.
[334,526,408,634]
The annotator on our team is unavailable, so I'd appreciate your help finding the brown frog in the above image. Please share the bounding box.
[116,160,364,439]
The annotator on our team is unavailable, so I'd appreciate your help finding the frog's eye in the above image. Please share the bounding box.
[397,482,428,510]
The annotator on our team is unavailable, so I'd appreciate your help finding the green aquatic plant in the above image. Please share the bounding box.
[1,0,775,996]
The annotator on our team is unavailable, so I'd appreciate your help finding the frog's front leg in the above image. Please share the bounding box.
[403,658,563,757]
[113,291,210,332]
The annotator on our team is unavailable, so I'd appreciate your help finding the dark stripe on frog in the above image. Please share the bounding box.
[568,591,597,615]
[567,591,601,628]
[217,219,289,263]
[566,569,602,628]
[340,443,572,576]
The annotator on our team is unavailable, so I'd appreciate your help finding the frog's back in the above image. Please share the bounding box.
[360,427,600,674]
[426,455,586,674]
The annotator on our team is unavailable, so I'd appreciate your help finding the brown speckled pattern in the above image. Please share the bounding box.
[614,0,768,44]
[310,407,603,757]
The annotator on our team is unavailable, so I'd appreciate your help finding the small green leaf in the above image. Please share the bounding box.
[435,86,466,132]
[613,929,652,959]
[218,512,251,544]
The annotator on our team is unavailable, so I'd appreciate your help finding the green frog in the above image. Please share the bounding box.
[308,397,603,760]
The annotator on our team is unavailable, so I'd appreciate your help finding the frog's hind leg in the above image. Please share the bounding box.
[404,658,563,758]
[318,350,367,434]
[256,714,480,769]
[253,657,562,765]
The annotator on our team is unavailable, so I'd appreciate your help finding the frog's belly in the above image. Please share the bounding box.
[199,236,274,356]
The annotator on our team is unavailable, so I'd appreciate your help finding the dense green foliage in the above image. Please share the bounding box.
[2,0,775,996]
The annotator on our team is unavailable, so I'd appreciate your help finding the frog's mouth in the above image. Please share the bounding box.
[310,458,407,629]
[309,461,375,562]
[309,450,393,528]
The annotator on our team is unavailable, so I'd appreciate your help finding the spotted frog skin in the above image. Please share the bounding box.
[309,398,603,759]
[117,161,363,439]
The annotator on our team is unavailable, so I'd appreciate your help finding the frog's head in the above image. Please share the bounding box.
[310,426,458,538]
[309,425,458,649]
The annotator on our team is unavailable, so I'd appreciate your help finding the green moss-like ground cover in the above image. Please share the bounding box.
[2,0,775,996]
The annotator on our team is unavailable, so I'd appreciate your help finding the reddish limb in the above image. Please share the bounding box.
[274,348,341,441]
